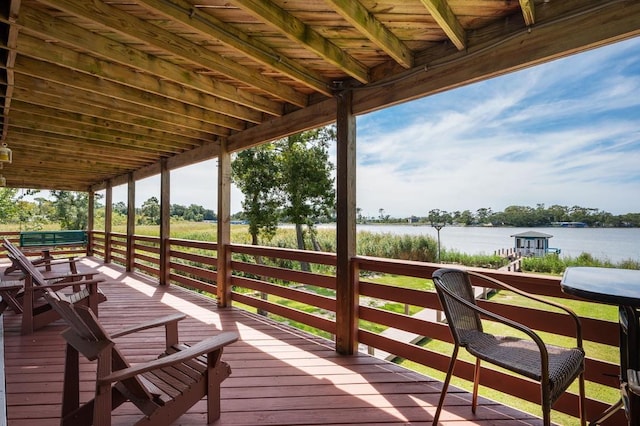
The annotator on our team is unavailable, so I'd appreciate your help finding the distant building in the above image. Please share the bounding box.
[511,231,561,257]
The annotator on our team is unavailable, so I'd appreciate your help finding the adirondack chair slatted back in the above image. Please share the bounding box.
[45,294,104,344]
[2,237,106,334]
[3,238,48,285]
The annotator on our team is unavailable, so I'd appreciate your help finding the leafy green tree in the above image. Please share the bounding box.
[139,196,160,225]
[50,190,90,229]
[231,125,336,268]
[203,209,216,221]
[458,210,474,225]
[184,204,206,222]
[113,201,128,216]
[277,127,336,256]
[475,207,492,224]
[231,144,282,245]
[0,188,21,223]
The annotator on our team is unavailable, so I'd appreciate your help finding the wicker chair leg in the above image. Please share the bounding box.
[472,358,481,413]
[432,345,459,425]
[542,386,551,426]
[578,371,586,426]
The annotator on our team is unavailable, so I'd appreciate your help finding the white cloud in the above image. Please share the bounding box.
[354,37,640,217]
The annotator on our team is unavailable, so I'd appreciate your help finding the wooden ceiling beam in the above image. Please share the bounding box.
[8,131,156,164]
[15,6,283,116]
[36,0,309,107]
[12,55,243,133]
[11,86,211,142]
[324,0,414,68]
[418,0,466,50]
[11,156,130,175]
[12,66,231,137]
[137,0,332,96]
[9,108,202,152]
[15,34,263,125]
[231,0,369,83]
[8,119,186,155]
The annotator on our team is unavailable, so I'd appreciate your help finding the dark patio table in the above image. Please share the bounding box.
[561,267,640,426]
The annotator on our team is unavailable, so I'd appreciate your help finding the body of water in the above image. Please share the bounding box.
[347,225,640,263]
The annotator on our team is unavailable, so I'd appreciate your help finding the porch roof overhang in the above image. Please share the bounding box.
[1,0,639,192]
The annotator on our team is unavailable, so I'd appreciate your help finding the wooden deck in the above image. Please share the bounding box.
[1,258,544,425]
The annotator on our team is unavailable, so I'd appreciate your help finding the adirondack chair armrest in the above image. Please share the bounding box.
[45,272,101,282]
[34,279,101,291]
[44,272,104,284]
[98,332,239,384]
[33,257,77,267]
[111,313,187,338]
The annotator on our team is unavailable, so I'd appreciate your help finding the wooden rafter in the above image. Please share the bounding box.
[419,0,466,50]
[36,0,308,107]
[136,0,332,96]
[16,6,283,116]
[231,0,370,83]
[324,0,414,68]
[15,36,250,129]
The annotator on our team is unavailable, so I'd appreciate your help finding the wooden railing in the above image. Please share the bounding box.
[87,230,622,423]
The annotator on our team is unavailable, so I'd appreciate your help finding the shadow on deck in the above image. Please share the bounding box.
[1,258,543,425]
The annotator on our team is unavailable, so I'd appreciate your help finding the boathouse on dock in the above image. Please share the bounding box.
[511,231,560,257]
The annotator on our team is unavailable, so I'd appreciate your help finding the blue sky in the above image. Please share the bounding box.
[113,36,640,217]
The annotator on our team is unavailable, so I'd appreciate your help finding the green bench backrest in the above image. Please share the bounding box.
[19,230,88,247]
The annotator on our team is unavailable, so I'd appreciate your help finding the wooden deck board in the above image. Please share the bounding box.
[1,259,543,425]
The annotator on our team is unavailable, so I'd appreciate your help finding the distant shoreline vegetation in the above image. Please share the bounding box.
[349,204,640,228]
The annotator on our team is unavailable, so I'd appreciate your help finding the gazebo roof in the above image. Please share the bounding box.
[511,231,553,239]
[1,0,639,191]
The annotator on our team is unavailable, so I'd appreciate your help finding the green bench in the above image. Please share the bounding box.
[19,230,87,248]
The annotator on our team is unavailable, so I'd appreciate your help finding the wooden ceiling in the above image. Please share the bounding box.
[1,0,639,192]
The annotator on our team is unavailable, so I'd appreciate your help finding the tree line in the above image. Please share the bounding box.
[371,205,640,227]
[0,189,216,229]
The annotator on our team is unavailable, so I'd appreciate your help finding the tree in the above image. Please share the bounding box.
[113,201,128,216]
[139,197,160,225]
[428,209,451,262]
[475,207,493,224]
[231,144,282,245]
[50,190,90,230]
[232,126,336,272]
[0,188,21,223]
[184,204,206,222]
[277,127,336,258]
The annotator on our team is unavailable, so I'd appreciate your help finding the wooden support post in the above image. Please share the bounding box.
[87,190,94,257]
[126,173,135,272]
[335,90,358,355]
[104,181,112,264]
[160,159,170,286]
[217,138,232,307]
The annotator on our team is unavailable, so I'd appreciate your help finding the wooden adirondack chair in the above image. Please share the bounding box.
[1,238,106,334]
[44,291,239,426]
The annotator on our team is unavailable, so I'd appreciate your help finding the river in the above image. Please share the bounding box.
[321,225,640,263]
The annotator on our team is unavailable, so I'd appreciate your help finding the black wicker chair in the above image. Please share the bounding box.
[431,268,586,426]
